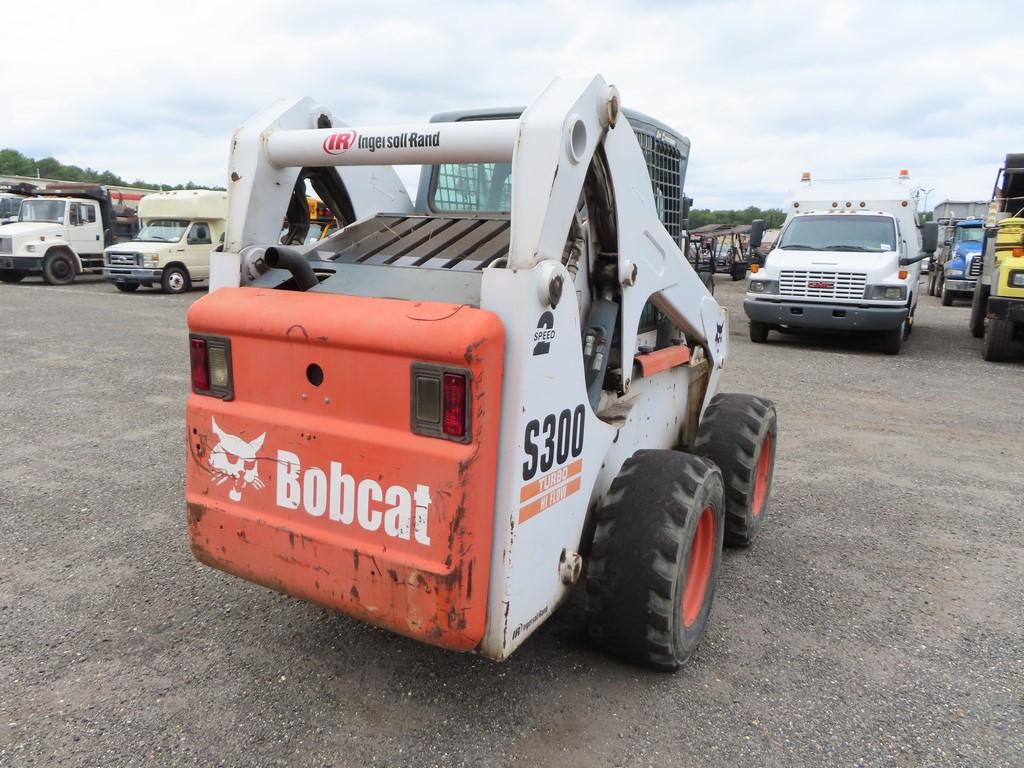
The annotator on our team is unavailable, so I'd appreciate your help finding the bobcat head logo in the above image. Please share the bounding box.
[715,321,724,347]
[209,418,266,502]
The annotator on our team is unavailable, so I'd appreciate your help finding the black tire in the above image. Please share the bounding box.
[749,320,769,343]
[982,317,1013,362]
[0,270,25,283]
[880,324,903,355]
[161,265,191,294]
[114,282,140,292]
[731,262,747,281]
[42,250,76,285]
[940,283,953,306]
[694,393,778,547]
[585,450,725,671]
[927,269,937,296]
[969,283,988,338]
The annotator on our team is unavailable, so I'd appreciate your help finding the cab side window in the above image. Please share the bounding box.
[188,223,211,245]
[69,204,81,226]
[82,203,97,224]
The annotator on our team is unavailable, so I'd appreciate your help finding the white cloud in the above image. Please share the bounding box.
[3,0,1019,209]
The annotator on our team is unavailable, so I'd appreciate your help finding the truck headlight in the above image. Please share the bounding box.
[747,279,778,294]
[1009,270,1024,288]
[143,255,159,266]
[945,269,964,278]
[864,285,907,300]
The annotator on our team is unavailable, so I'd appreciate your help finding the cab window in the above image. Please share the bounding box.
[187,223,212,245]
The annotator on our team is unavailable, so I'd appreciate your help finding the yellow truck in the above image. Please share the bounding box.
[968,154,1024,361]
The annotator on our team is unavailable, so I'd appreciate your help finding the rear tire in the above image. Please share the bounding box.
[114,282,140,292]
[0,270,25,283]
[585,450,725,671]
[982,317,1013,362]
[969,283,988,338]
[940,283,953,306]
[42,251,76,285]
[749,320,769,343]
[694,393,778,547]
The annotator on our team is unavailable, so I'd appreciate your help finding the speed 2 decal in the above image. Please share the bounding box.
[532,311,555,356]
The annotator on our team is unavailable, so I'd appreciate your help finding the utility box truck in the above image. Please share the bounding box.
[103,190,228,294]
[0,184,139,284]
[184,76,778,670]
[969,153,1024,361]
[744,172,937,355]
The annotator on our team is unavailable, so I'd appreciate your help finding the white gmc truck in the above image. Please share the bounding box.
[744,174,937,355]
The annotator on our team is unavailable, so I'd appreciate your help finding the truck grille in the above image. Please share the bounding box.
[967,257,982,277]
[0,237,10,254]
[635,131,683,245]
[107,251,141,266]
[779,270,867,300]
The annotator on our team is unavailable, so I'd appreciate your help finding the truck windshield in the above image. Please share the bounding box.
[779,215,896,252]
[0,195,23,218]
[19,199,66,223]
[136,219,189,242]
[958,227,984,243]
[432,162,512,212]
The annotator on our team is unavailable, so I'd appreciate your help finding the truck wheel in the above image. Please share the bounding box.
[982,318,1013,362]
[969,283,988,338]
[114,282,139,292]
[881,324,903,355]
[749,320,769,343]
[161,266,191,294]
[927,270,937,296]
[42,251,76,285]
[940,283,953,306]
[694,393,778,547]
[585,450,725,671]
[0,270,25,283]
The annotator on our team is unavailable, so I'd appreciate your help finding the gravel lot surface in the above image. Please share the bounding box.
[1,275,1021,768]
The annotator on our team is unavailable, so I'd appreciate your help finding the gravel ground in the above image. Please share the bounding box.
[0,275,1021,768]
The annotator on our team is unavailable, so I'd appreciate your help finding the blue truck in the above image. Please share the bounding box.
[937,219,985,306]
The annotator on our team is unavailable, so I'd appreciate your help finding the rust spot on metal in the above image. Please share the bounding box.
[350,586,360,601]
[187,502,207,526]
[237,529,247,542]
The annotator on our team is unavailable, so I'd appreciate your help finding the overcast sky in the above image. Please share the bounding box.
[4,1,1019,209]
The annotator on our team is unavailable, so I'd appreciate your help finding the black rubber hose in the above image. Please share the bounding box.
[264,246,318,291]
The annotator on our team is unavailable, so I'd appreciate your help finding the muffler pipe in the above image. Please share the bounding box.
[264,246,318,291]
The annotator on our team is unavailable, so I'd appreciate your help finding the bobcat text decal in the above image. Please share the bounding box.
[276,450,432,545]
[207,419,432,545]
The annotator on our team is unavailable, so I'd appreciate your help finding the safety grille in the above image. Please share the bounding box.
[0,237,10,254]
[107,251,141,266]
[779,270,867,300]
[967,257,982,277]
[634,131,683,244]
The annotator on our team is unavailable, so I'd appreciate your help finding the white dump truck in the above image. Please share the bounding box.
[745,172,937,355]
[103,190,228,294]
[0,184,139,284]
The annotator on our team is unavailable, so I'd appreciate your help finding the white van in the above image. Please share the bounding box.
[744,173,936,355]
[103,190,227,294]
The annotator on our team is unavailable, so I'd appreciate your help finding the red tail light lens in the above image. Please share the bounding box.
[189,334,234,400]
[190,337,209,391]
[442,372,467,438]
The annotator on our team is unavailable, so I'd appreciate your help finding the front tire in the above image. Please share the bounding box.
[940,283,954,306]
[982,317,1013,362]
[114,282,140,292]
[42,251,76,285]
[161,266,191,294]
[585,450,725,671]
[749,320,769,343]
[881,323,904,355]
[969,283,988,338]
[694,394,778,547]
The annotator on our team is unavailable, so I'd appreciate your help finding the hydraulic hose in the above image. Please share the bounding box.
[263,246,318,291]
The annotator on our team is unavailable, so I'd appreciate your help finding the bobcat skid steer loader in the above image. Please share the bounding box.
[185,75,778,670]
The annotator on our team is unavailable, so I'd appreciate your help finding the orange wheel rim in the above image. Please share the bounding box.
[682,505,716,628]
[752,433,772,518]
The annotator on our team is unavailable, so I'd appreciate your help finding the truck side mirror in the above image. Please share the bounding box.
[748,219,765,250]
[921,221,938,253]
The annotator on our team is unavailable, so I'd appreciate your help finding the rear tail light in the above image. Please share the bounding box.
[410,363,471,443]
[442,373,467,438]
[189,334,234,400]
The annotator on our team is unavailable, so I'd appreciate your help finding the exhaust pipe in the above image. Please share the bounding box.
[264,246,318,291]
